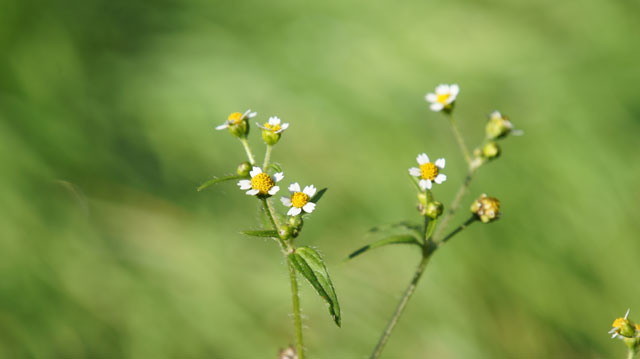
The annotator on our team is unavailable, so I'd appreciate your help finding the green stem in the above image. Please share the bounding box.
[239,137,256,165]
[437,216,477,248]
[263,144,273,169]
[448,114,472,166]
[628,349,636,359]
[287,256,305,359]
[370,255,430,359]
[433,169,474,242]
[260,198,304,358]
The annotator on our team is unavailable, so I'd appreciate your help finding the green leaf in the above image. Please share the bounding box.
[310,188,328,203]
[347,234,421,260]
[290,247,341,327]
[197,175,246,192]
[240,230,279,237]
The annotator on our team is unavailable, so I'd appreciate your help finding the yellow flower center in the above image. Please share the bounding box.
[291,192,310,208]
[250,173,275,195]
[264,122,281,132]
[228,112,244,125]
[635,324,640,331]
[613,318,627,329]
[437,93,450,104]
[420,162,439,180]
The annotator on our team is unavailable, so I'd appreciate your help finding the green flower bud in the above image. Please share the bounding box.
[485,111,513,140]
[426,201,444,219]
[279,225,293,240]
[482,141,501,160]
[237,161,251,176]
[229,120,249,138]
[262,130,281,146]
[470,194,501,223]
[288,215,304,230]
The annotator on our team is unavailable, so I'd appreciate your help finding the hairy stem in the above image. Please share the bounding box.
[370,255,430,359]
[261,198,304,358]
[263,144,273,169]
[437,216,477,247]
[239,137,256,165]
[448,114,472,165]
[433,170,474,242]
[287,256,305,359]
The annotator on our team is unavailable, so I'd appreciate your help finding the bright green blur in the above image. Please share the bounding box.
[1,0,640,357]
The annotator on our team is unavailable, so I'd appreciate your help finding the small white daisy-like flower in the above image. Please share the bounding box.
[409,153,447,190]
[215,109,257,130]
[237,167,283,197]
[609,308,639,339]
[257,116,289,134]
[425,84,459,112]
[281,183,316,216]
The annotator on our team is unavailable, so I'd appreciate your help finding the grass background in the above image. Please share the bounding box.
[1,0,640,357]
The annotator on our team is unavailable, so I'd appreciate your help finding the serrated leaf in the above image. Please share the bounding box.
[310,188,328,203]
[347,234,421,260]
[197,175,246,192]
[240,230,279,237]
[290,247,341,327]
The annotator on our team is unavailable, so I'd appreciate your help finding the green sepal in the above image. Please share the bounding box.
[347,234,422,260]
[266,163,283,173]
[239,230,279,237]
[197,175,246,192]
[290,246,341,327]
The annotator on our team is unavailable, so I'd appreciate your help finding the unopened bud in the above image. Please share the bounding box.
[237,161,251,176]
[426,201,444,219]
[278,346,297,359]
[279,225,293,240]
[485,111,513,140]
[470,194,501,223]
[482,141,501,160]
[262,130,281,146]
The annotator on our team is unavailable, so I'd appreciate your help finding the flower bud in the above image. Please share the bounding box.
[237,161,251,176]
[470,194,501,223]
[482,141,501,160]
[262,130,281,146]
[279,224,293,240]
[485,111,513,140]
[278,346,297,359]
[426,201,444,219]
[288,215,304,230]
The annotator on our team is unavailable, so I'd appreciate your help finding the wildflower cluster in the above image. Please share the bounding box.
[349,84,519,358]
[203,109,339,359]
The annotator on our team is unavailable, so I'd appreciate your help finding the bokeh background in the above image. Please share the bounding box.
[1,0,640,357]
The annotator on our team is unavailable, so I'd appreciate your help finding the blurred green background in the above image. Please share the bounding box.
[1,0,639,357]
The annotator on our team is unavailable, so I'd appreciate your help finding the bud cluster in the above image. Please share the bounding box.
[470,194,501,223]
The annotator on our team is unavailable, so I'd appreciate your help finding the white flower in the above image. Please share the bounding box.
[408,153,447,190]
[237,167,283,196]
[216,109,257,130]
[257,116,289,134]
[280,183,317,216]
[425,84,459,112]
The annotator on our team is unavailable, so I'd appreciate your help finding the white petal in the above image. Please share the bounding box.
[268,116,280,126]
[409,167,421,177]
[417,153,429,165]
[288,207,302,216]
[289,182,301,193]
[625,308,630,319]
[302,202,316,213]
[215,123,228,130]
[435,158,446,169]
[256,122,268,130]
[425,93,437,103]
[303,185,316,197]
[608,328,617,334]
[449,84,459,97]
[273,172,284,182]
[249,167,262,177]
[434,174,447,184]
[419,179,431,190]
[238,180,252,190]
[281,197,292,207]
[435,84,449,95]
[268,186,280,195]
[276,123,289,133]
[242,109,252,119]
[246,189,259,196]
[247,111,257,118]
[430,102,444,111]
